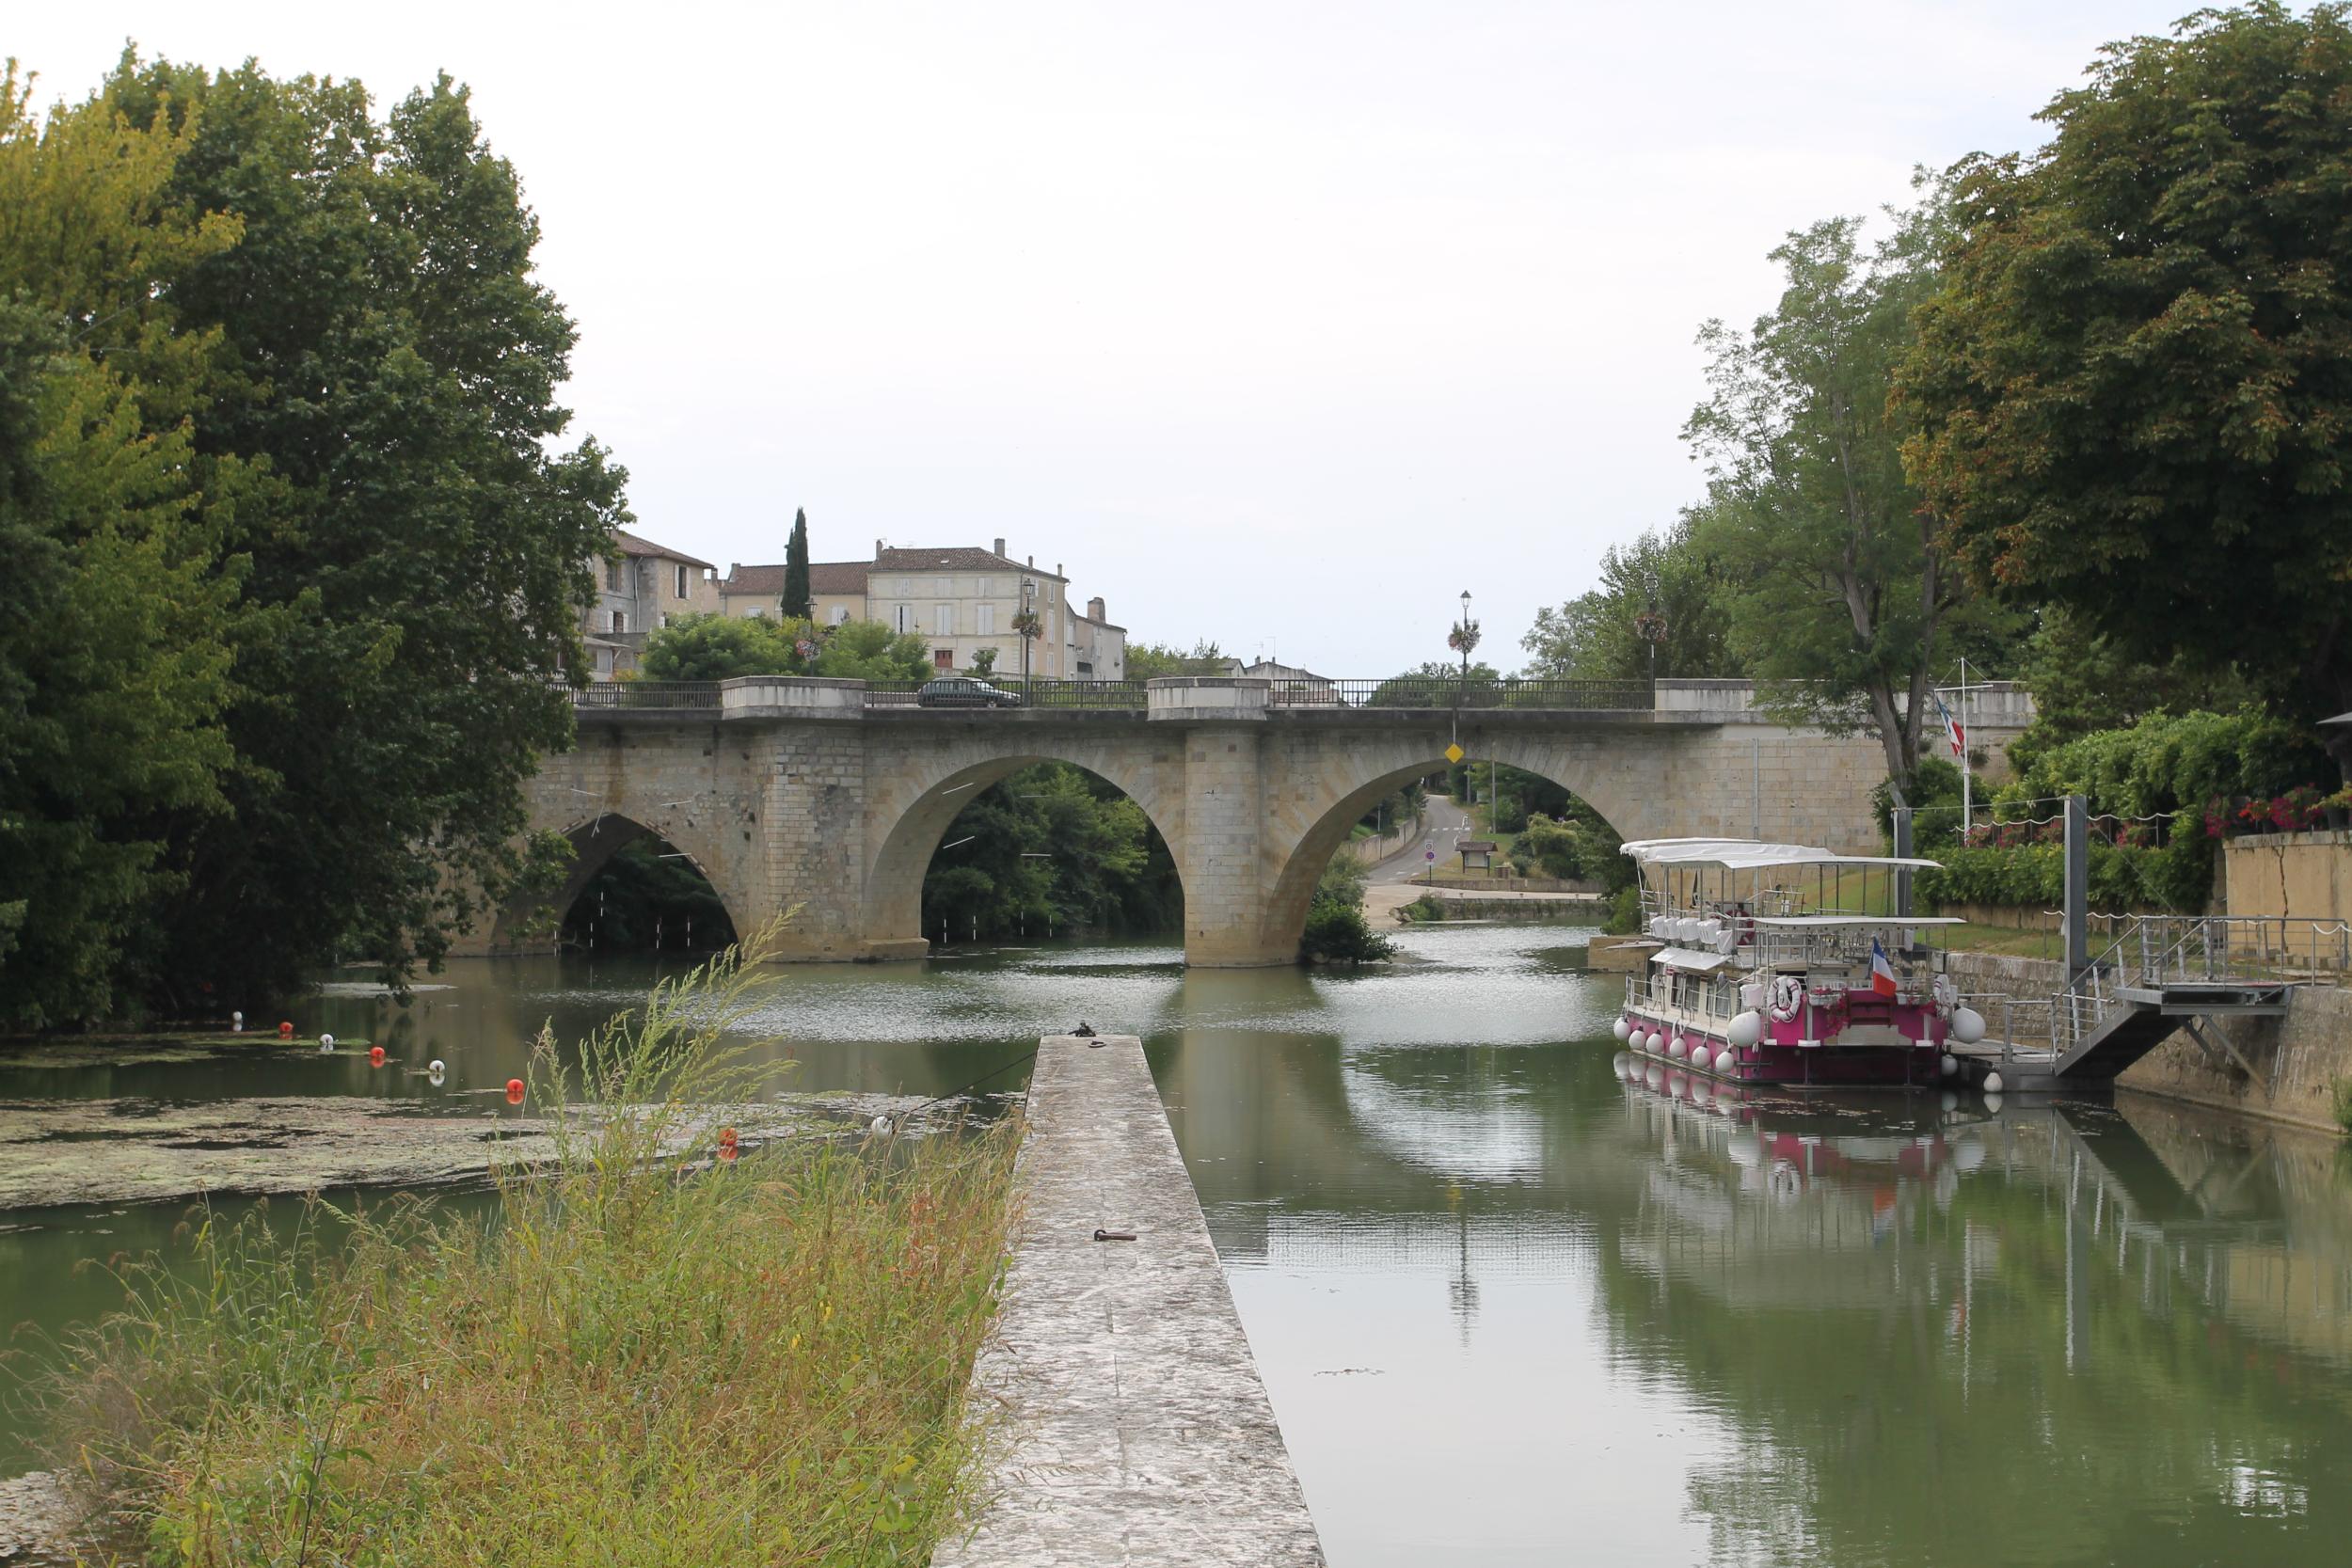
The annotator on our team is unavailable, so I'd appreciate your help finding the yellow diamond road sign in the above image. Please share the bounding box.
[1444,742,1465,765]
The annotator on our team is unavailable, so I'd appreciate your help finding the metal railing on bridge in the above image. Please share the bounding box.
[572,681,721,710]
[862,679,1151,711]
[1269,676,1654,710]
[569,675,1663,716]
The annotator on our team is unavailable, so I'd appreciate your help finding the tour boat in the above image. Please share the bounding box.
[1609,838,1987,1088]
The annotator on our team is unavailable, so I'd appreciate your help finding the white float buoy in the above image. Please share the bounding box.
[319,1033,334,1053]
[869,1115,892,1135]
[1981,1070,2005,1094]
[231,1010,244,1033]
[1952,1007,1988,1045]
[428,1059,446,1074]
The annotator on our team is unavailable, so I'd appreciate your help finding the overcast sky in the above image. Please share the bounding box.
[19,2,2203,674]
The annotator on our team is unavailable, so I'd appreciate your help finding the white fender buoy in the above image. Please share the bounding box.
[1952,1007,1988,1045]
[1939,1053,1958,1078]
[1981,1070,2005,1094]
[1667,1036,1688,1060]
[1728,1010,1763,1049]
[1689,1045,1711,1071]
[1612,1017,1632,1042]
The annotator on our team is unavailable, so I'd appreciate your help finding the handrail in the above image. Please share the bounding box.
[572,681,720,709]
[1271,676,1654,711]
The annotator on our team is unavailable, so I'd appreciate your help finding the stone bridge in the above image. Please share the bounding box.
[459,676,2033,968]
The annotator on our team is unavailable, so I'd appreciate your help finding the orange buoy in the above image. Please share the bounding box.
[369,1045,386,1067]
[278,1021,294,1038]
[718,1142,738,1163]
[718,1126,739,1148]
[505,1078,525,1104]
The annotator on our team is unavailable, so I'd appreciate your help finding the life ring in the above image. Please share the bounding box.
[1932,974,1959,1013]
[1767,974,1804,1023]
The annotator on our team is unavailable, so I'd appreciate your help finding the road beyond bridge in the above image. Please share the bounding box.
[458,676,2034,967]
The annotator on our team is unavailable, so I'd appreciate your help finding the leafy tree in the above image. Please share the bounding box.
[641,612,810,680]
[1898,2,2352,778]
[1298,851,1393,963]
[89,56,629,1009]
[2010,608,2252,750]
[1125,639,1229,679]
[782,507,810,620]
[1368,659,1502,707]
[0,71,246,1026]
[967,646,998,676]
[813,620,931,682]
[1521,518,1741,682]
[1689,192,2020,799]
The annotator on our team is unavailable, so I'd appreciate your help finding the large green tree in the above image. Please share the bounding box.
[94,56,625,1009]
[1899,3,2352,777]
[0,68,246,1026]
[782,507,810,619]
[1689,196,2019,796]
[1520,518,1740,683]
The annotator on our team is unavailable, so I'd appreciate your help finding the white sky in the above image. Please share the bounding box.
[16,1,2194,674]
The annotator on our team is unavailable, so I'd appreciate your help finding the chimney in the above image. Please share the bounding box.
[993,536,1006,557]
[1088,595,1106,622]
[874,537,885,560]
[727,562,739,580]
[1056,562,1063,579]
[1026,554,1034,567]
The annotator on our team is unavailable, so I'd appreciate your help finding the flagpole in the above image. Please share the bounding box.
[1959,657,1972,844]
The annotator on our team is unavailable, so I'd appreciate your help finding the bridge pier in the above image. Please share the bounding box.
[467,675,2034,967]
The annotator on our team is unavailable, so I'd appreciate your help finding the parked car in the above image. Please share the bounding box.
[914,675,1023,708]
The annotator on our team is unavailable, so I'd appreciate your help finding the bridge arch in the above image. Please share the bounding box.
[859,734,1189,950]
[1258,729,1661,963]
[489,811,745,955]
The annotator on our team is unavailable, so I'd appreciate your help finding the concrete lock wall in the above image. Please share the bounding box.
[460,678,2033,967]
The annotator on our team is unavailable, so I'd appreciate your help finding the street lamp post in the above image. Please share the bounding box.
[1019,576,1036,688]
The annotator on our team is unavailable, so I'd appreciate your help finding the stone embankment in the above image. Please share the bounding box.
[1944,951,2352,1134]
[938,1036,1325,1566]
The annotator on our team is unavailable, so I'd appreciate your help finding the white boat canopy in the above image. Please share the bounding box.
[1648,946,1733,971]
[1747,914,1967,928]
[1619,838,1942,873]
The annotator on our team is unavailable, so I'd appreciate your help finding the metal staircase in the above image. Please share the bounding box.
[2052,917,2294,1081]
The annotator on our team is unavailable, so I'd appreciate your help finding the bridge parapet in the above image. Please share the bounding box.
[1146,675,1269,722]
[721,674,866,721]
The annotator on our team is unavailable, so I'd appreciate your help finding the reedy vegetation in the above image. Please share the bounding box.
[30,940,1021,1566]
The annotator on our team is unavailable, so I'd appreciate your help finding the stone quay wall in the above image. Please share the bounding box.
[937,1036,1326,1567]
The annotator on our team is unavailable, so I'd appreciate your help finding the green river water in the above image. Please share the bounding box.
[4,922,2350,1565]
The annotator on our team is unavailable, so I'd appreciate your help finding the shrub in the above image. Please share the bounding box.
[1603,884,1642,935]
[1299,901,1395,963]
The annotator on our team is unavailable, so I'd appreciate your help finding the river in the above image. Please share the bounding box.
[4,923,2351,1565]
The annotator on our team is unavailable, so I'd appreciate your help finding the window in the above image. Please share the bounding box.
[674,563,689,598]
[660,613,671,629]
[894,605,910,634]
[605,560,621,591]
[829,604,850,626]
[934,648,954,671]
[612,610,627,635]
[977,603,994,635]
[934,604,955,637]
[748,606,767,619]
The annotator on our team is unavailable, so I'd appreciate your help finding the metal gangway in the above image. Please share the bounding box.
[2049,915,2296,1081]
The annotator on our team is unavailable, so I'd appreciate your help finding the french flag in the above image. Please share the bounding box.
[1870,936,1899,999]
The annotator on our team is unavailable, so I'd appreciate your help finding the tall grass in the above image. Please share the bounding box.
[31,938,1021,1565]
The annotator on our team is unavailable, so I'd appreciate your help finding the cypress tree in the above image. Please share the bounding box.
[783,508,811,619]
